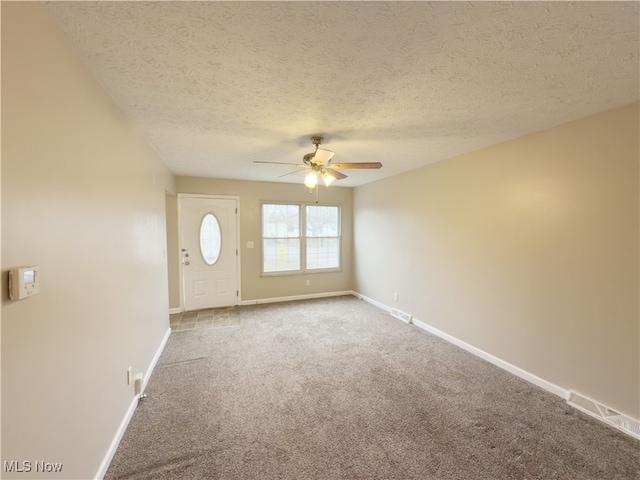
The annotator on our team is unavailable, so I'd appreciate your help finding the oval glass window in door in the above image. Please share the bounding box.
[200,213,221,265]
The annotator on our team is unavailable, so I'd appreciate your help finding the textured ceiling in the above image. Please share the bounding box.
[44,1,639,187]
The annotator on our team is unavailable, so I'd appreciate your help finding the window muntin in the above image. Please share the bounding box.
[261,203,341,274]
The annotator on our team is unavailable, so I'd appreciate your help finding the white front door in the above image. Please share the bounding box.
[180,195,239,311]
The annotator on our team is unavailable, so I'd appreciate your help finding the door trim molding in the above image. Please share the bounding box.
[177,193,241,311]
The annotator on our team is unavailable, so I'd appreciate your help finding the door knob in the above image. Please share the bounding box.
[184,261,190,266]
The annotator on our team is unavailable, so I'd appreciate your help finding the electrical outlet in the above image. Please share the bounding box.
[134,373,144,395]
[127,366,132,385]
[394,293,399,301]
[306,279,311,286]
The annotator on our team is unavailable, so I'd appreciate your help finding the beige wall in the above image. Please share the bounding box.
[174,177,353,305]
[353,103,639,419]
[2,3,175,479]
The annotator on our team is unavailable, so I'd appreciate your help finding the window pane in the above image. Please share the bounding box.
[307,237,340,270]
[263,238,301,272]
[199,213,221,265]
[263,204,299,238]
[306,205,339,237]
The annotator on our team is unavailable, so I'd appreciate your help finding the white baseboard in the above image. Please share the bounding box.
[239,290,354,306]
[409,317,569,400]
[94,327,172,479]
[169,307,182,315]
[94,388,139,479]
[354,294,570,395]
[140,327,171,395]
[356,292,640,440]
[352,292,393,313]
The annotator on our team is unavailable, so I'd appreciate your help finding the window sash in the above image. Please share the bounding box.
[263,238,301,273]
[305,205,341,237]
[306,237,340,270]
[262,204,300,238]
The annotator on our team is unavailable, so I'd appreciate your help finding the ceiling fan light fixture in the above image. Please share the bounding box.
[322,171,336,186]
[254,135,382,190]
[304,171,318,188]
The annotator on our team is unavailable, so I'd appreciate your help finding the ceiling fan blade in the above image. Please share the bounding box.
[278,169,308,178]
[254,161,302,166]
[330,162,382,169]
[313,148,335,165]
[325,168,347,180]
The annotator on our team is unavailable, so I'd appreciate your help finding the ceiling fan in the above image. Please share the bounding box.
[254,136,382,189]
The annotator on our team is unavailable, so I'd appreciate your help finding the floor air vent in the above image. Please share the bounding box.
[568,391,640,440]
[390,309,412,324]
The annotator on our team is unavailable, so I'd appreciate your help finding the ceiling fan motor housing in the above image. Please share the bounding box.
[303,152,315,165]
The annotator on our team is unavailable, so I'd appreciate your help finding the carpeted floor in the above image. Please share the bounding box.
[105,296,639,479]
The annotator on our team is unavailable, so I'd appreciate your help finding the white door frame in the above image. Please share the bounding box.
[177,193,241,312]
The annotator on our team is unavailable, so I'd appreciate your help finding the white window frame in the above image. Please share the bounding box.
[261,201,342,276]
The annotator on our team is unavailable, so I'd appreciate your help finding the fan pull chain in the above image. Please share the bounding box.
[308,185,319,203]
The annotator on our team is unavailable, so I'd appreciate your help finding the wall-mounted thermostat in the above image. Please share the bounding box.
[9,266,41,300]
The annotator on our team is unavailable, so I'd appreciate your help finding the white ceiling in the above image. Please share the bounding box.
[44,1,639,187]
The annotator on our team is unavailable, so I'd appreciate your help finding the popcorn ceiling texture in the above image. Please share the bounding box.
[44,2,639,186]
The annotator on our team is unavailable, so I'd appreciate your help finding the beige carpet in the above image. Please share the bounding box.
[106,296,639,479]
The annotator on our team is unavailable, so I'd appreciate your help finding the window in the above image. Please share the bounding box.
[262,203,341,274]
[199,213,221,265]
